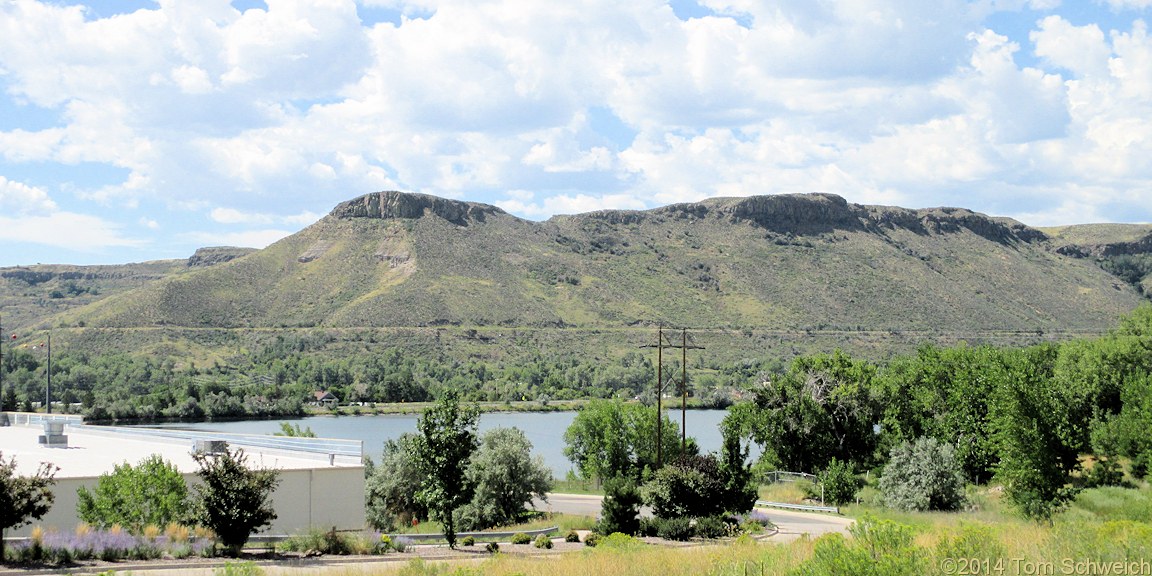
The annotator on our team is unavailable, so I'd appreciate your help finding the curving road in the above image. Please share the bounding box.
[536,493,854,541]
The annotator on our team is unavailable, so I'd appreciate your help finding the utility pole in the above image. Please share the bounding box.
[642,326,704,468]
[656,325,664,469]
[678,329,704,456]
[640,325,672,469]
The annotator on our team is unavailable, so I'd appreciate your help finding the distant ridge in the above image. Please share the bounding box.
[3,190,1149,364]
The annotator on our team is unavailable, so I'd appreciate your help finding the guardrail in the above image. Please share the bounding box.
[762,470,818,483]
[389,526,560,543]
[755,500,840,514]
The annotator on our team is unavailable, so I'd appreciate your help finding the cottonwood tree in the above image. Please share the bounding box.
[189,448,280,556]
[0,452,58,559]
[563,399,684,483]
[726,351,879,475]
[77,454,188,532]
[412,389,479,548]
[994,346,1083,521]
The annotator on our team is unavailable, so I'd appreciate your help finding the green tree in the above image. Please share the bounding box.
[879,437,967,512]
[727,351,879,475]
[412,389,479,548]
[598,476,643,535]
[456,427,553,530]
[364,433,426,531]
[993,346,1082,521]
[873,344,1004,483]
[0,452,58,559]
[189,448,280,556]
[77,454,188,532]
[717,420,758,515]
[563,399,683,482]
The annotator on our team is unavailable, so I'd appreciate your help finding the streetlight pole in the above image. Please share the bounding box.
[0,311,4,411]
[45,334,51,414]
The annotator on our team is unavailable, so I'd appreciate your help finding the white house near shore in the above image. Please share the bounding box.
[0,413,366,539]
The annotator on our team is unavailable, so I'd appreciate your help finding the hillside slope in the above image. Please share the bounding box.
[61,191,1139,340]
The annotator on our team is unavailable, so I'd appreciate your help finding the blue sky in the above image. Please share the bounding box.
[2,0,1152,266]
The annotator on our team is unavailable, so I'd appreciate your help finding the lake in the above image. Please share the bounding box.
[141,409,758,478]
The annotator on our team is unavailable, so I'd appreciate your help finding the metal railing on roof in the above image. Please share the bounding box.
[70,423,363,461]
[0,411,83,426]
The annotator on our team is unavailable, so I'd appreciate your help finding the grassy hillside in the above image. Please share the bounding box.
[0,260,188,332]
[10,191,1134,367]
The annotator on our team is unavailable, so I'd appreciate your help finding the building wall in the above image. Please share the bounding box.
[10,467,366,538]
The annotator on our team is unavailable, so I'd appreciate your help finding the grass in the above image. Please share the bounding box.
[758,481,811,504]
[550,478,604,496]
[357,538,811,576]
[350,485,1152,576]
[387,513,595,540]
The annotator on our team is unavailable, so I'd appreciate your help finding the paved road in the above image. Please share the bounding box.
[536,493,854,541]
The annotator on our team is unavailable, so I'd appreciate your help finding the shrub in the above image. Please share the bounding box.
[280,528,356,555]
[792,516,926,576]
[510,532,531,545]
[391,536,410,553]
[485,541,499,553]
[374,533,394,553]
[813,458,861,506]
[564,530,580,543]
[77,455,189,534]
[655,516,694,541]
[637,516,659,537]
[461,535,475,546]
[0,452,58,560]
[739,509,775,532]
[598,533,643,550]
[694,515,729,539]
[533,534,552,549]
[364,434,426,532]
[934,523,1006,564]
[643,455,728,519]
[583,533,602,547]
[457,427,553,531]
[214,561,264,576]
[879,437,967,512]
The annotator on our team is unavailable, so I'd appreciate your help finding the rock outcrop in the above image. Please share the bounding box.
[331,191,506,226]
[187,247,257,267]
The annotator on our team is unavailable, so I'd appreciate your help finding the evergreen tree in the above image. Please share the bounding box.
[189,448,280,556]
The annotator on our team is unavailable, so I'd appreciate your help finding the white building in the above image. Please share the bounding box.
[0,413,366,538]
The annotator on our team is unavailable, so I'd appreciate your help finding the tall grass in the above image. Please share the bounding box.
[349,486,1152,576]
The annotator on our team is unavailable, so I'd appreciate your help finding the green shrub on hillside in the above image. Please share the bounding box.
[792,516,925,576]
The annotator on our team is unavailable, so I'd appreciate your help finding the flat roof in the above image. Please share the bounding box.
[0,419,362,479]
